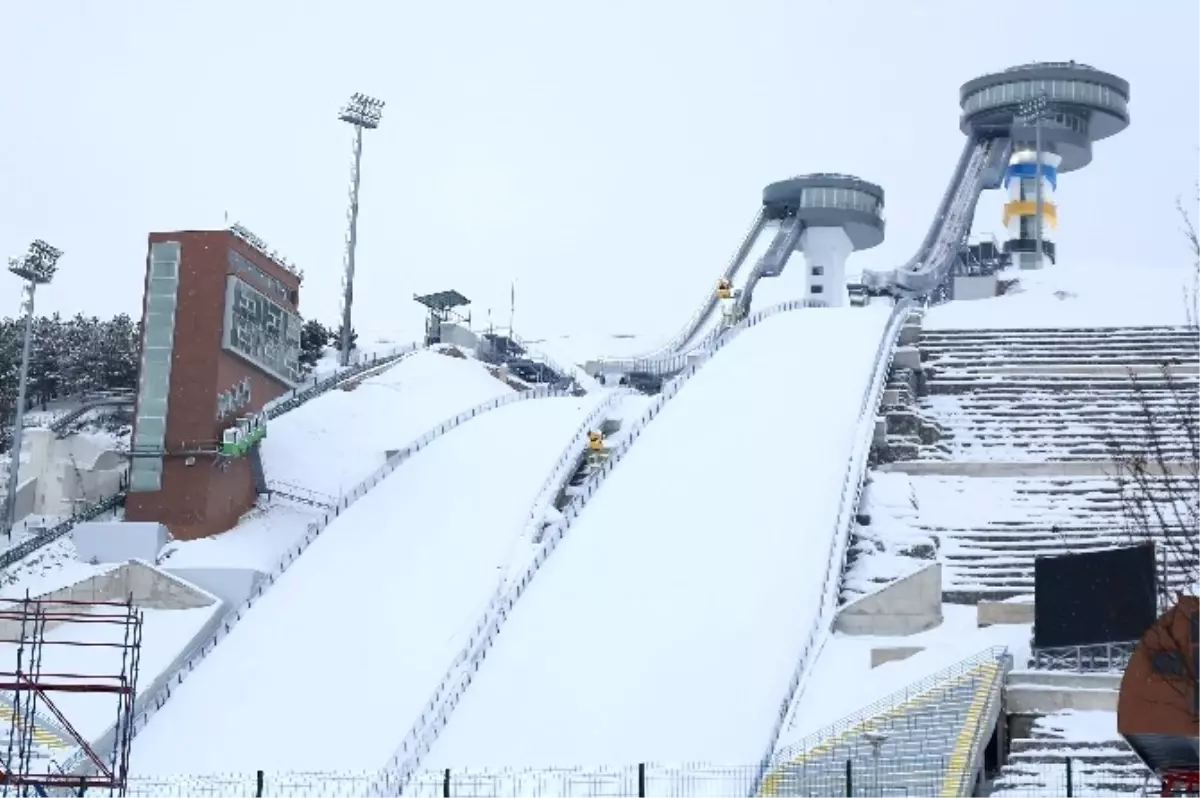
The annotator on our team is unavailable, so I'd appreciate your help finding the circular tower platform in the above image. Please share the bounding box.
[959,62,1130,172]
[761,173,885,250]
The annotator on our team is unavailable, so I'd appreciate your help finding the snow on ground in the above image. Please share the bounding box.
[131,392,605,775]
[158,351,515,572]
[1,604,220,743]
[262,349,514,498]
[1029,709,1121,744]
[924,261,1197,329]
[422,304,892,770]
[779,604,1030,745]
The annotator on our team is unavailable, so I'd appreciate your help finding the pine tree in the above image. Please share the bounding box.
[299,319,331,375]
[331,323,359,353]
[29,314,65,410]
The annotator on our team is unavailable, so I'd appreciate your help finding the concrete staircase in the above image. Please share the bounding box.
[989,712,1153,797]
[762,653,1006,797]
[917,327,1199,463]
[869,324,1199,604]
[862,473,1194,603]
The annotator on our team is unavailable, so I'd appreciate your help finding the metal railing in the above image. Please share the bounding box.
[750,299,915,795]
[59,385,574,780]
[943,652,1011,798]
[374,297,873,796]
[1030,641,1137,673]
[770,646,1009,767]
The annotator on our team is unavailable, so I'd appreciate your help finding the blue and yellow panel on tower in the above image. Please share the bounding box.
[1004,162,1058,191]
[1003,200,1058,228]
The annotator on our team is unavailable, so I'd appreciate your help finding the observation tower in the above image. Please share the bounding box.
[757,173,886,307]
[960,62,1130,269]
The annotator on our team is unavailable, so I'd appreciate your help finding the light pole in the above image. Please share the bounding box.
[3,240,62,539]
[1018,93,1050,270]
[337,92,385,367]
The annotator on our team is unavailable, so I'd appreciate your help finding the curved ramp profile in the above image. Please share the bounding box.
[421,305,893,772]
[129,393,604,775]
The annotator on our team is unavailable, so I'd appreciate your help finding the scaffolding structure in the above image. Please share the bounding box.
[0,594,143,797]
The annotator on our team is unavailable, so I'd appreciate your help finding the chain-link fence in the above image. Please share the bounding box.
[104,757,1156,797]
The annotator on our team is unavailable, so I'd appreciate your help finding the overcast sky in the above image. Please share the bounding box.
[2,0,1196,344]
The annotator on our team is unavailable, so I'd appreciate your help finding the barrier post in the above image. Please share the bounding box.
[845,759,853,797]
[638,762,646,797]
[256,770,265,797]
[1065,757,1073,797]
[443,767,451,797]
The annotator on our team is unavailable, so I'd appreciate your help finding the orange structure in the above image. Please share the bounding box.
[1117,595,1199,795]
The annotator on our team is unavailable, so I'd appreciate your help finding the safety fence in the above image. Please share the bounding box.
[769,646,1009,768]
[377,297,859,795]
[57,385,574,779]
[263,344,420,418]
[0,343,423,580]
[112,759,1128,797]
[755,299,915,793]
[593,208,768,369]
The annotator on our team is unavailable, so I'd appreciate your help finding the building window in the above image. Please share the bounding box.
[222,276,303,386]
[229,248,290,303]
[811,266,825,276]
[129,241,181,493]
[811,285,825,294]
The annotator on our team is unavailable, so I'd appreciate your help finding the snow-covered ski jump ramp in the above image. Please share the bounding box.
[130,392,606,775]
[419,304,893,774]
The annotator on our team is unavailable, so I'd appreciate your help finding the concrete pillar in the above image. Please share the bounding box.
[799,226,853,307]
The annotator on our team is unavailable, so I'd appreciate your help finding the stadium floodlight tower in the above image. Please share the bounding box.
[3,240,63,539]
[757,173,886,308]
[337,92,385,367]
[959,62,1130,270]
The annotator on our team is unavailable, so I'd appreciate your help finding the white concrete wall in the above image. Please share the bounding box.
[835,562,944,635]
[799,226,853,307]
[17,428,127,521]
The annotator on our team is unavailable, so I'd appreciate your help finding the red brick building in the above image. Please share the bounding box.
[124,228,303,540]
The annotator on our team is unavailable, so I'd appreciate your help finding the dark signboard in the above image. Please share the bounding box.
[1034,543,1158,649]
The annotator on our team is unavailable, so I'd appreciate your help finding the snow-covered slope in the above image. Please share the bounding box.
[131,392,603,774]
[262,349,514,497]
[158,350,514,573]
[422,304,891,769]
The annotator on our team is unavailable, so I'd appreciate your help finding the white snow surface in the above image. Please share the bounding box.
[924,261,1197,329]
[262,349,513,498]
[161,350,514,572]
[423,304,892,769]
[2,605,220,742]
[131,393,603,774]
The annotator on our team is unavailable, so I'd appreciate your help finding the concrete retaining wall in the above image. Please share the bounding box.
[835,562,943,636]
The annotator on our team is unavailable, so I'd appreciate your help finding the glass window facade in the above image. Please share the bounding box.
[797,186,884,219]
[129,241,181,493]
[963,78,1127,118]
[222,276,303,386]
[229,248,291,303]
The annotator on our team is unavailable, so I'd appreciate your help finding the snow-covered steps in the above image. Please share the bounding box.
[989,711,1152,797]
[762,650,1006,797]
[853,473,1194,604]
[912,326,1199,462]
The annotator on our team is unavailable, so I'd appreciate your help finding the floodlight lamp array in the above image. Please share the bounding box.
[229,221,304,283]
[339,92,385,129]
[1019,93,1050,121]
[7,239,62,284]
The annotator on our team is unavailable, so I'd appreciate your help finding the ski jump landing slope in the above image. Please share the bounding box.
[131,393,602,775]
[424,304,892,769]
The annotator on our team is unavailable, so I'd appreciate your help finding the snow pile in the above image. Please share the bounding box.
[422,305,892,769]
[841,472,937,601]
[131,393,603,774]
[925,261,1197,330]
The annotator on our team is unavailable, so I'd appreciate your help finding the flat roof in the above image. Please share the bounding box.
[414,289,470,311]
